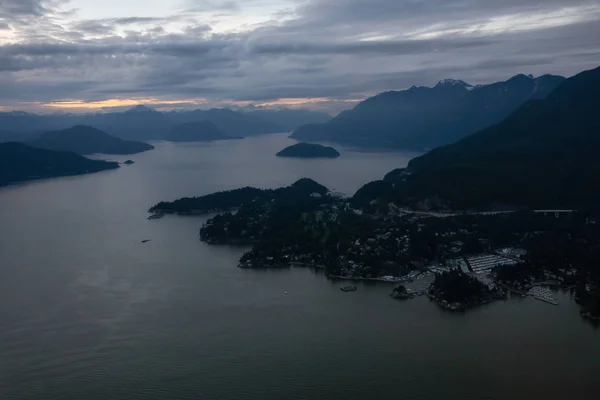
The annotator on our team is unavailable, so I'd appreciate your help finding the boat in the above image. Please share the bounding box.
[340,285,357,292]
[148,213,165,220]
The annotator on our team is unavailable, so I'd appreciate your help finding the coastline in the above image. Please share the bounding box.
[241,261,404,283]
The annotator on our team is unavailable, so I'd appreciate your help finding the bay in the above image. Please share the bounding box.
[0,134,598,400]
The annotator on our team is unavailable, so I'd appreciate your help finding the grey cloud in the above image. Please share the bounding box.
[251,38,496,56]
[69,16,186,37]
[113,17,166,25]
[185,0,240,12]
[0,0,47,17]
[299,0,597,26]
[72,20,114,36]
[1,0,600,112]
[184,24,213,35]
[0,39,233,57]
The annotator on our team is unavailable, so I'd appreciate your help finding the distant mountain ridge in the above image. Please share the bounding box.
[352,65,600,210]
[240,108,331,131]
[0,107,328,142]
[0,142,119,187]
[166,109,283,137]
[0,130,40,143]
[292,73,566,150]
[166,121,240,142]
[32,125,154,155]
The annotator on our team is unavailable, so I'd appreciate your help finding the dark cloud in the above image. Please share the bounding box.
[0,39,232,57]
[1,0,599,112]
[0,0,48,17]
[113,17,166,25]
[72,20,114,36]
[185,0,240,12]
[251,38,496,56]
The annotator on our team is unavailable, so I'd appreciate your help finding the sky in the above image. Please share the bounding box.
[1,0,599,114]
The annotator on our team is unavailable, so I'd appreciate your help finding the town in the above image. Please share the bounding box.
[152,179,600,321]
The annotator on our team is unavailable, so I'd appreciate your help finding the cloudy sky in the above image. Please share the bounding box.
[1,0,599,114]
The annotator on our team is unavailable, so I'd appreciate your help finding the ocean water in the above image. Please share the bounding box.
[0,134,598,400]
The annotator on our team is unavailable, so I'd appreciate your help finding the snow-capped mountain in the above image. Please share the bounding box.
[435,79,473,89]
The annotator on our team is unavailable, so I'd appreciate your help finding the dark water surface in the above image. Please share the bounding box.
[1,134,598,400]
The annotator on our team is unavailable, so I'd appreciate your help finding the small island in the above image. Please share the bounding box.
[123,160,135,165]
[391,285,414,300]
[276,142,340,158]
[166,121,241,142]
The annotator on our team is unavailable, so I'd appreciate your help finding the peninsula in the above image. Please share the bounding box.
[0,142,119,187]
[150,178,600,320]
[276,143,340,158]
[32,125,154,155]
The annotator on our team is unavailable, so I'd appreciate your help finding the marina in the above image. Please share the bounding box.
[527,286,559,305]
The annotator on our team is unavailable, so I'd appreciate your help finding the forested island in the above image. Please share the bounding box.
[276,143,340,158]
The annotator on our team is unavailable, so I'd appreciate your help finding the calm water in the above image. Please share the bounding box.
[0,134,598,400]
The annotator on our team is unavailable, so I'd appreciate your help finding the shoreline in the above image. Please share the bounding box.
[241,261,403,283]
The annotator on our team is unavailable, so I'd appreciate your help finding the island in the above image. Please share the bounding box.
[276,143,340,158]
[123,160,135,165]
[390,285,413,300]
[0,142,119,187]
[31,125,154,155]
[166,121,241,142]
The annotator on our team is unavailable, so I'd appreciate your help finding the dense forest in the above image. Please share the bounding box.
[150,178,330,215]
[429,270,495,306]
[0,142,119,187]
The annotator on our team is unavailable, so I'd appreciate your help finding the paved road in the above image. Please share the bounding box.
[397,208,574,218]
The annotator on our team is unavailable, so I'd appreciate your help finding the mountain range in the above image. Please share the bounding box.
[292,74,565,150]
[165,108,283,138]
[352,65,600,210]
[0,107,331,142]
[240,108,331,131]
[166,121,240,142]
